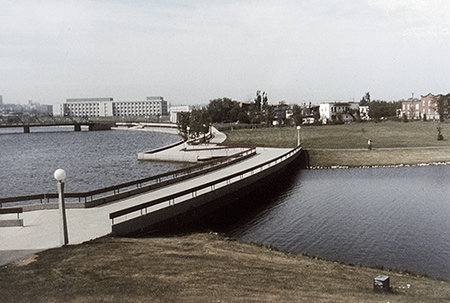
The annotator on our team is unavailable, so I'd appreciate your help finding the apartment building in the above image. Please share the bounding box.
[53,96,168,117]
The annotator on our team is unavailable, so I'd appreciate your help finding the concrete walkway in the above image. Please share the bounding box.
[0,127,291,265]
[137,126,235,162]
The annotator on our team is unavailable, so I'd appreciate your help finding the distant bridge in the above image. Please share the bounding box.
[0,116,113,132]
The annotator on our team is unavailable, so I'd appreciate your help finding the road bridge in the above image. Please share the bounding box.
[0,116,112,132]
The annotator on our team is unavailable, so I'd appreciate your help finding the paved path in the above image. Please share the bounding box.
[137,126,233,162]
[0,127,290,265]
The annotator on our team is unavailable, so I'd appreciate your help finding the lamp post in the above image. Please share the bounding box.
[297,125,301,146]
[54,169,69,246]
[203,124,206,141]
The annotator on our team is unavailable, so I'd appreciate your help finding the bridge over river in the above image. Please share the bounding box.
[0,116,113,132]
[0,128,303,265]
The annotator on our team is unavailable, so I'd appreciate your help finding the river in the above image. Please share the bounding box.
[0,127,185,196]
[220,165,450,280]
[1,128,449,279]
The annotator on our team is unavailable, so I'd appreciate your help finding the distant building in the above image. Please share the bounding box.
[319,101,360,123]
[53,97,168,117]
[169,105,191,123]
[400,97,421,120]
[0,95,2,107]
[400,93,450,120]
[420,93,449,120]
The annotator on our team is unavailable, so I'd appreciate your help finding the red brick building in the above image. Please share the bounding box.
[401,93,450,120]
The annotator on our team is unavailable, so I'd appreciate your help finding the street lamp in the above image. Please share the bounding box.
[54,169,69,246]
[297,125,301,146]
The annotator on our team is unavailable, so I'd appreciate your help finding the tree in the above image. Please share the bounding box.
[177,111,190,140]
[292,104,303,126]
[207,98,239,123]
[177,107,210,140]
[254,90,268,113]
[402,113,409,123]
[188,107,210,139]
[437,125,444,140]
[237,111,250,124]
[360,92,371,106]
[255,91,262,112]
[367,100,401,121]
[435,95,447,123]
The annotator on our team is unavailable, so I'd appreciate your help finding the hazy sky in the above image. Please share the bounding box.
[2,0,450,105]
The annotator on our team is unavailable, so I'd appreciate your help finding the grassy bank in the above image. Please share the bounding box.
[222,121,450,167]
[1,233,449,303]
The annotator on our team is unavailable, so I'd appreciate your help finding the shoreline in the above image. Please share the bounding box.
[308,160,450,170]
[305,147,450,169]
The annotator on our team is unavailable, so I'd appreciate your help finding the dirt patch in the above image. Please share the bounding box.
[12,254,37,267]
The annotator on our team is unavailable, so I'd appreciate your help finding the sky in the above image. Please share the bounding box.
[2,0,450,106]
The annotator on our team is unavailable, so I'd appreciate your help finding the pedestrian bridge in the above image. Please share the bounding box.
[0,140,303,265]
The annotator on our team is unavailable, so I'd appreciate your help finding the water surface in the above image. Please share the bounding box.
[0,128,184,196]
[222,166,450,279]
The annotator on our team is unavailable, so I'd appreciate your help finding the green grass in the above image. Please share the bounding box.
[222,121,450,149]
[222,121,450,167]
[1,233,449,302]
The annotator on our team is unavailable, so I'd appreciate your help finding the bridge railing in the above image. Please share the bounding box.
[0,147,257,209]
[110,145,302,225]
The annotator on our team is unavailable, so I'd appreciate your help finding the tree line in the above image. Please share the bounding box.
[359,92,401,121]
[178,91,406,139]
[177,91,302,139]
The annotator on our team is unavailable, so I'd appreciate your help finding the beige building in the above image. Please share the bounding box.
[54,97,168,117]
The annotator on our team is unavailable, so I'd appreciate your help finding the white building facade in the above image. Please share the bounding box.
[319,102,360,123]
[169,105,191,123]
[53,97,168,117]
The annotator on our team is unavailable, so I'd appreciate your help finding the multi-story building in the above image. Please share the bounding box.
[53,96,168,117]
[400,93,450,120]
[400,97,421,120]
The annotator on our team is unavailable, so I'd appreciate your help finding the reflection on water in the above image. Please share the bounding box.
[222,166,450,280]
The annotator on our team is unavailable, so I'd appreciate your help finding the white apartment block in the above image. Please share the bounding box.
[53,97,168,117]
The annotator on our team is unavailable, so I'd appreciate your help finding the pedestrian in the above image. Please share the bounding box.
[368,139,372,150]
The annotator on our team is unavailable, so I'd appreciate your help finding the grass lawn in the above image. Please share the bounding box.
[222,121,450,167]
[1,233,449,303]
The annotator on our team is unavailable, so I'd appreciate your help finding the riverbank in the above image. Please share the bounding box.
[221,121,450,167]
[307,147,450,168]
[1,233,448,303]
